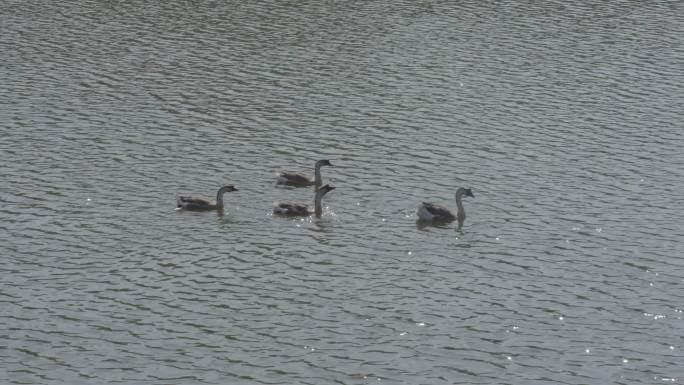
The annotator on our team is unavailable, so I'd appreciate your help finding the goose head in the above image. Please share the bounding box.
[219,185,239,193]
[455,187,474,199]
[316,159,334,168]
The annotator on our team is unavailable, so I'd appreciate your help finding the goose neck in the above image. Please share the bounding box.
[314,164,323,187]
[216,188,226,209]
[455,191,465,213]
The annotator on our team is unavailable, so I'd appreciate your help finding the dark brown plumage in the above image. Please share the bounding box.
[273,184,336,217]
[276,159,333,188]
[176,185,238,211]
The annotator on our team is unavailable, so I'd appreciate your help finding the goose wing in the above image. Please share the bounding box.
[277,172,313,185]
[274,202,310,215]
[420,202,455,220]
[177,196,214,210]
[178,196,211,205]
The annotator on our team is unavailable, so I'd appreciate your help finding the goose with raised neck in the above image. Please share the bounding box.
[176,185,238,211]
[273,184,336,218]
[417,187,475,230]
[276,159,333,188]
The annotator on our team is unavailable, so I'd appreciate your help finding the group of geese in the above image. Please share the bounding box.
[176,159,475,230]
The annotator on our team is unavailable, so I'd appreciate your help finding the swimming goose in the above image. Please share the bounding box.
[176,185,238,211]
[417,187,474,229]
[273,184,335,218]
[276,159,333,188]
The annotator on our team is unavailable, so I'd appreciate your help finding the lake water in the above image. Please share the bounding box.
[2,1,684,384]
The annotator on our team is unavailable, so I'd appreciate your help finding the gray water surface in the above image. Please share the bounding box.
[2,1,684,384]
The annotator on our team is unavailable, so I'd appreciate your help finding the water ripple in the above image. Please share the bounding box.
[2,0,683,384]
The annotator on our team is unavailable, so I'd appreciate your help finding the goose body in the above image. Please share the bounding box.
[273,202,311,216]
[417,202,456,221]
[177,185,238,211]
[417,187,474,229]
[277,159,333,188]
[273,184,335,217]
